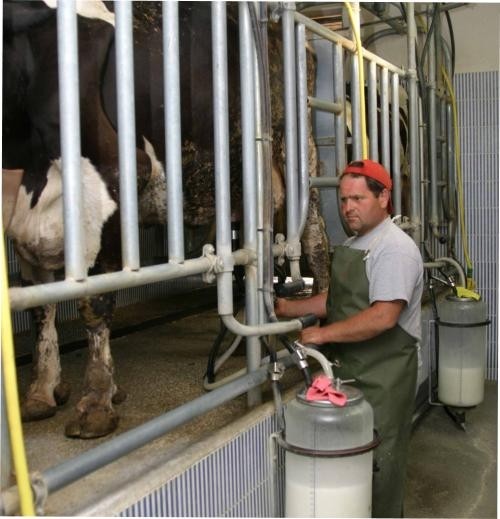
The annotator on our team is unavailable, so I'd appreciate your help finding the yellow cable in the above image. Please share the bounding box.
[1,232,36,516]
[344,2,368,159]
[441,66,475,289]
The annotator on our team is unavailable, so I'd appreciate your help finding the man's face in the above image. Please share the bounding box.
[339,175,389,236]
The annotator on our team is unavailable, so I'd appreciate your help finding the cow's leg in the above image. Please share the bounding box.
[20,263,70,421]
[302,133,330,294]
[65,293,123,439]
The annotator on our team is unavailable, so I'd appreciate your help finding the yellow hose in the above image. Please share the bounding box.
[1,232,35,515]
[344,1,368,159]
[441,67,475,289]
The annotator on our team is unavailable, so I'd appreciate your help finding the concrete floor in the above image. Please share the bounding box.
[405,380,497,518]
[9,304,498,517]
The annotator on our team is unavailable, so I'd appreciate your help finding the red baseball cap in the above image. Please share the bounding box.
[341,159,393,213]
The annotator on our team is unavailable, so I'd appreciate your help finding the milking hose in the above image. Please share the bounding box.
[1,232,36,515]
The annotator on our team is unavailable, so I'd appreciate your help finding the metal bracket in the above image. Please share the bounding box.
[31,471,48,516]
[273,233,286,266]
[268,361,286,382]
[202,244,222,284]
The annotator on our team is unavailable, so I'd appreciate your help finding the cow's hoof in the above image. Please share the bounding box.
[65,408,119,439]
[54,380,71,406]
[112,387,127,405]
[21,399,57,422]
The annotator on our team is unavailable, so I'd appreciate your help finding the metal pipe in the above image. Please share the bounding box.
[115,0,140,271]
[293,11,406,77]
[351,55,362,160]
[221,314,303,337]
[210,4,302,338]
[212,2,234,318]
[391,72,402,215]
[282,3,301,280]
[333,43,346,175]
[428,27,440,236]
[424,257,466,287]
[407,3,421,245]
[310,177,340,189]
[446,102,456,221]
[163,1,185,263]
[296,22,310,238]
[57,1,86,281]
[308,97,343,115]
[439,96,447,224]
[368,60,379,161]
[239,2,260,406]
[380,66,390,170]
[9,256,216,311]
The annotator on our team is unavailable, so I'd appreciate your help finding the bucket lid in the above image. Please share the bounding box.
[297,383,363,407]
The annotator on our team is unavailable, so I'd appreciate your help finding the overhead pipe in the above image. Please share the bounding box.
[211,3,306,338]
[163,1,185,263]
[282,2,302,281]
[115,0,140,271]
[294,12,406,77]
[57,0,86,281]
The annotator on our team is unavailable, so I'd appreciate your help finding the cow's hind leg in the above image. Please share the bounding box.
[65,293,124,439]
[22,304,71,420]
[20,264,71,421]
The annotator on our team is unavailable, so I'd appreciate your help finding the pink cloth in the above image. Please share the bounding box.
[306,375,347,407]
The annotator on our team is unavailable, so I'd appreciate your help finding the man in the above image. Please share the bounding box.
[276,159,423,518]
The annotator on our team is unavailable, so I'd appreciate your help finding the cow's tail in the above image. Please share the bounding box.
[138,137,167,225]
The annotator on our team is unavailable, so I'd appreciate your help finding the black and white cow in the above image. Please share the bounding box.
[3,1,329,438]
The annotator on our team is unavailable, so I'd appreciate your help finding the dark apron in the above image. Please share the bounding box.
[326,245,417,518]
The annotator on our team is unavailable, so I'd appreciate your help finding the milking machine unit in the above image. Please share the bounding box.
[268,289,379,518]
[429,276,490,429]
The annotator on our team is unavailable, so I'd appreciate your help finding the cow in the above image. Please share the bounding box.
[3,1,329,439]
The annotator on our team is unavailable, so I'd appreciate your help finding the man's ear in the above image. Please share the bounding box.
[379,188,390,209]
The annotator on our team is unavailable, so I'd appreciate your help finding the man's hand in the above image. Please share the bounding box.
[300,324,324,345]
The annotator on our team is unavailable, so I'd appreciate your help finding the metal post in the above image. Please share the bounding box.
[57,0,86,281]
[407,3,421,245]
[380,66,390,171]
[368,60,379,161]
[351,55,362,160]
[296,23,310,238]
[391,72,402,215]
[333,43,346,174]
[163,1,185,263]
[115,0,140,271]
[239,2,261,406]
[282,3,301,279]
[211,2,234,317]
[428,27,439,235]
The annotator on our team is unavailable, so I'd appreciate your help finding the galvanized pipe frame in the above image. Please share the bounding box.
[57,0,86,281]
[115,1,141,271]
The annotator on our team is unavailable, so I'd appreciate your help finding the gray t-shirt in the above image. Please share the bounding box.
[346,217,423,341]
